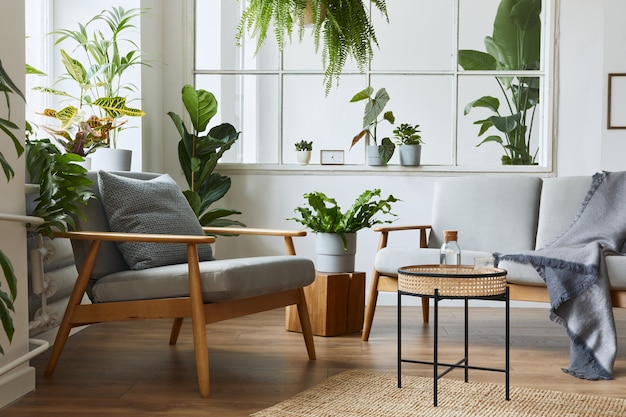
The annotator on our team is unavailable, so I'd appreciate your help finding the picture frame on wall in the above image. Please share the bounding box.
[608,73,626,129]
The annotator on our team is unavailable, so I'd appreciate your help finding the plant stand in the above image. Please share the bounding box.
[286,271,365,336]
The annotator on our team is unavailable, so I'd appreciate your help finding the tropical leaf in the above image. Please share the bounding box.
[92,96,145,118]
[458,50,497,71]
[181,85,218,133]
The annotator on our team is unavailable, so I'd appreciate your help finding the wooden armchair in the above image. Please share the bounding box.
[362,224,432,341]
[44,171,316,398]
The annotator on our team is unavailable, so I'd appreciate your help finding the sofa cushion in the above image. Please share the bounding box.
[71,171,161,280]
[90,256,315,303]
[428,176,542,254]
[98,171,214,270]
[535,176,592,249]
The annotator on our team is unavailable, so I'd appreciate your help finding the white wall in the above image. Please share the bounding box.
[0,1,34,408]
[601,0,626,171]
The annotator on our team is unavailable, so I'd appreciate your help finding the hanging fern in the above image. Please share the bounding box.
[237,0,388,94]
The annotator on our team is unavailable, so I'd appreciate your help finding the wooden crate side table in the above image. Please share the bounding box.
[286,271,365,337]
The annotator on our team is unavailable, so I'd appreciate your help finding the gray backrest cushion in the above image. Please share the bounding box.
[98,171,214,270]
[72,171,159,280]
[428,176,542,253]
[535,176,592,249]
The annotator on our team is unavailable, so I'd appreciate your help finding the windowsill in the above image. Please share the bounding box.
[217,163,554,176]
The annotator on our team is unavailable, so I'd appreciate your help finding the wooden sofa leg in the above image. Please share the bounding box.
[170,317,184,345]
[296,288,316,360]
[421,296,429,323]
[362,269,381,341]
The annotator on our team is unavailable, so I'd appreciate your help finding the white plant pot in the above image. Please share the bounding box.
[315,232,357,273]
[90,148,132,171]
[74,156,91,170]
[296,150,312,165]
[367,145,384,166]
[399,144,422,166]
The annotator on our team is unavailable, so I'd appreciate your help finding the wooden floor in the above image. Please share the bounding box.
[3,306,626,416]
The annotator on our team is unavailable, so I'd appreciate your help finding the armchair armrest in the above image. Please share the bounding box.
[55,230,216,244]
[202,227,307,255]
[202,227,306,237]
[372,224,432,251]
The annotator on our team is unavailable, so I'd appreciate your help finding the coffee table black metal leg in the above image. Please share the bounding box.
[433,289,439,407]
[464,297,469,383]
[505,286,510,400]
[397,290,402,388]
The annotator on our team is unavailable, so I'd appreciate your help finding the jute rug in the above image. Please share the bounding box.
[251,370,626,417]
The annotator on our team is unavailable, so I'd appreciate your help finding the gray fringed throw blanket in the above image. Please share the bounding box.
[497,171,626,380]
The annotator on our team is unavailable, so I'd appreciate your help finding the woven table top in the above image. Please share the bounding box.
[397,264,507,297]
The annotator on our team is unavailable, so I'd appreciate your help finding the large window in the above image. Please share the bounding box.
[195,0,555,170]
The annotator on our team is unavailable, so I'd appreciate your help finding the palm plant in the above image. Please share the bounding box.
[458,0,541,165]
[36,7,146,149]
[236,0,389,95]
[0,60,23,355]
[168,85,244,229]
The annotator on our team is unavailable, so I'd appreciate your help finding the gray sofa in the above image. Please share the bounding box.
[363,174,626,341]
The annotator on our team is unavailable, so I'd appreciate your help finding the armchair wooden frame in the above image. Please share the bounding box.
[45,227,316,398]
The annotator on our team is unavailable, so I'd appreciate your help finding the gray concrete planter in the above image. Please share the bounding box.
[315,232,357,273]
[399,144,422,166]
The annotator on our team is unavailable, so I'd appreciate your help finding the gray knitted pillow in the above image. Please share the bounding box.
[98,171,214,270]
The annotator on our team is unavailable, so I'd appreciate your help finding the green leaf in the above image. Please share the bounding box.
[363,88,390,128]
[383,111,395,125]
[490,113,520,133]
[93,96,145,118]
[378,137,395,164]
[60,49,87,84]
[458,50,497,71]
[473,118,494,136]
[349,86,374,103]
[477,135,504,147]
[181,85,218,133]
[464,96,500,115]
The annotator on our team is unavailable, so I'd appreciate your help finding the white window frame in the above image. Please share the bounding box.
[199,0,557,174]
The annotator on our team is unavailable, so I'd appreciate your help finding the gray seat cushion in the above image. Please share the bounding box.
[90,256,315,303]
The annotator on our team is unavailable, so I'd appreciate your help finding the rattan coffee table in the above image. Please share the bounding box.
[397,264,509,407]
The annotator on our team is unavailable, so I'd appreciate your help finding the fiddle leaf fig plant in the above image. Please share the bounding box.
[168,85,245,229]
[458,0,541,165]
[289,188,399,250]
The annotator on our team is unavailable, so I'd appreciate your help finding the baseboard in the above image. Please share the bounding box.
[0,365,36,409]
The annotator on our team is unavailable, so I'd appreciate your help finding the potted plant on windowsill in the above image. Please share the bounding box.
[393,123,424,166]
[350,86,395,166]
[236,0,389,95]
[289,189,399,273]
[294,140,313,165]
[34,7,147,170]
